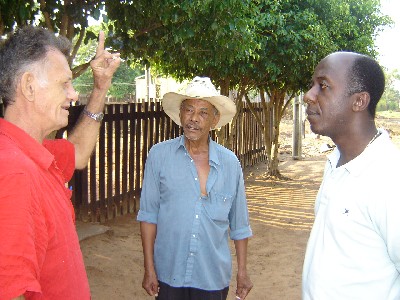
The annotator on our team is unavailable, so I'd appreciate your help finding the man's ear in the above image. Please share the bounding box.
[20,72,36,102]
[352,92,370,112]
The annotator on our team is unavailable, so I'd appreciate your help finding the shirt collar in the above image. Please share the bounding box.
[0,118,54,170]
[327,128,388,176]
[177,135,220,166]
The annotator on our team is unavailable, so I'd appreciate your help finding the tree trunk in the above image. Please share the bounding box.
[266,89,293,178]
[215,77,232,148]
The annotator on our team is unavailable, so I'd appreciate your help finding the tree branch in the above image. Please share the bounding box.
[133,22,164,38]
[40,0,54,32]
[72,61,91,79]
[70,27,85,65]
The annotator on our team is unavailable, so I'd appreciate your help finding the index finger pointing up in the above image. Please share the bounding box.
[96,31,105,58]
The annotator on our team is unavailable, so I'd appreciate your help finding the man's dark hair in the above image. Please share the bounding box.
[0,26,71,107]
[346,55,385,118]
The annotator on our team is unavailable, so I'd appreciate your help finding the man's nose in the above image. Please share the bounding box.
[69,87,79,102]
[190,111,200,122]
[303,86,316,105]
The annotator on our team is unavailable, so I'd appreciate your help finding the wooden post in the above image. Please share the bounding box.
[292,95,303,160]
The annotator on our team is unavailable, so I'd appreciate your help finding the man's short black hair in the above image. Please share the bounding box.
[346,55,385,118]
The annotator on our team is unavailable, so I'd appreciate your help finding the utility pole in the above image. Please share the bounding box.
[292,94,303,160]
[145,66,151,102]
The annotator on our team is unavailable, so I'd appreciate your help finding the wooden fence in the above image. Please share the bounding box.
[1,100,267,222]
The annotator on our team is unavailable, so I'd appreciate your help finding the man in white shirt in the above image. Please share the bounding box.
[302,51,400,300]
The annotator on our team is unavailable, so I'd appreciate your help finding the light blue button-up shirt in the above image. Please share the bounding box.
[137,135,252,291]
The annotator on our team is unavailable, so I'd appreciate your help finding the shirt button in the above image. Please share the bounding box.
[192,234,196,238]
[190,252,194,256]
[194,177,198,181]
[195,215,199,218]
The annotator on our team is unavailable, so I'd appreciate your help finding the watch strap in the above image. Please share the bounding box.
[83,107,104,122]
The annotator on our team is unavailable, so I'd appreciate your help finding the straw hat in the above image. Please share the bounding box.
[162,77,236,129]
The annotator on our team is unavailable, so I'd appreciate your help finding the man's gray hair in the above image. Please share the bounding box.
[0,26,71,107]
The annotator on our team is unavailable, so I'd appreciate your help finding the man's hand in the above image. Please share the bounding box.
[90,31,121,91]
[235,271,253,300]
[142,269,159,297]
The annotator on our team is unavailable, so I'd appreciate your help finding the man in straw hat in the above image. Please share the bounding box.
[138,77,253,300]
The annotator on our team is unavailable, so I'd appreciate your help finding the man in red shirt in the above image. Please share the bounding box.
[0,26,120,299]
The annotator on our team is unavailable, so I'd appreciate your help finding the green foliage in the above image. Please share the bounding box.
[73,61,143,99]
[0,0,393,174]
[0,0,105,37]
[377,69,400,111]
[103,0,391,175]
[307,0,391,57]
[0,0,38,34]
[250,0,335,94]
[0,0,107,78]
[250,0,391,95]
[104,0,259,82]
[72,23,144,99]
[108,62,143,99]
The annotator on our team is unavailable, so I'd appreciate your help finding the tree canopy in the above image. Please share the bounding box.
[105,0,259,90]
[378,69,400,111]
[240,0,391,176]
[0,0,106,77]
[1,0,392,175]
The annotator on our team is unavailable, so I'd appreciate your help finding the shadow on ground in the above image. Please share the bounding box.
[244,155,325,231]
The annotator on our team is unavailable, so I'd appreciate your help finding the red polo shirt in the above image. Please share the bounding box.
[0,118,90,300]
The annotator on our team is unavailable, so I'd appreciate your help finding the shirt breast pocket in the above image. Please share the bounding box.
[204,193,233,223]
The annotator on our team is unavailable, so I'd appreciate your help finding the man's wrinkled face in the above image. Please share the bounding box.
[179,99,220,142]
[33,49,78,134]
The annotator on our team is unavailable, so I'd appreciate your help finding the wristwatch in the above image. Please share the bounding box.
[83,107,104,122]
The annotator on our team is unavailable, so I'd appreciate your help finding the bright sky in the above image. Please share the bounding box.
[376,0,400,72]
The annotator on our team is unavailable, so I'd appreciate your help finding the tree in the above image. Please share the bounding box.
[0,0,106,78]
[104,0,262,148]
[104,0,259,82]
[105,0,390,176]
[240,0,391,177]
[378,69,400,111]
[0,0,37,34]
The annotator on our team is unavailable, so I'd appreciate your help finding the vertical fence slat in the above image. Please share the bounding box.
[134,103,142,212]
[121,104,129,215]
[89,151,97,222]
[115,105,122,215]
[98,121,106,222]
[106,105,114,220]
[129,103,137,213]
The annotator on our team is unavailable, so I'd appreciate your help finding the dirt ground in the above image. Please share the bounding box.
[79,117,400,300]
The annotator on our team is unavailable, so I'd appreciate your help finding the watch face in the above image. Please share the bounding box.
[83,108,104,122]
[96,113,104,121]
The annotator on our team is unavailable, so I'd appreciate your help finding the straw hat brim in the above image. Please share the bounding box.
[162,92,237,129]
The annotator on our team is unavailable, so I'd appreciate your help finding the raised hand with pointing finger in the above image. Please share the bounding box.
[90,31,121,91]
[68,30,121,168]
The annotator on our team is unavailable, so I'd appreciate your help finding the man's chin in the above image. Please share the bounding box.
[55,119,69,131]
[184,134,200,141]
[309,124,320,135]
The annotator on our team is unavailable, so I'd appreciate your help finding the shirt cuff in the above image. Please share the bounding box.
[137,210,158,224]
[230,226,252,240]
